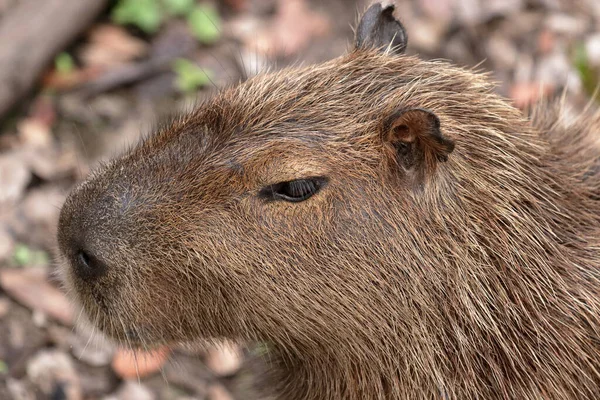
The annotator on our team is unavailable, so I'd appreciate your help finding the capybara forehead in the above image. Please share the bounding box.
[103,49,496,204]
[138,52,487,165]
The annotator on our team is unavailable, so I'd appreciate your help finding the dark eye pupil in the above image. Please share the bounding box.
[283,179,316,199]
[261,177,326,202]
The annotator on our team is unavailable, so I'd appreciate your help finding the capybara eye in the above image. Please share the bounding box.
[260,177,327,202]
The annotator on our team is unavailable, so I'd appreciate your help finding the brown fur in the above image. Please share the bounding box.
[57,5,600,400]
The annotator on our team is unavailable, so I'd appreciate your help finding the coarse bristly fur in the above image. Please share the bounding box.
[57,2,600,399]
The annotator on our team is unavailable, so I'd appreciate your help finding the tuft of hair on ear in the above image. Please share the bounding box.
[381,108,455,181]
[355,2,407,55]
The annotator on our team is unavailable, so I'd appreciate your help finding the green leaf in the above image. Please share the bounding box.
[13,244,32,266]
[172,58,213,93]
[187,4,221,45]
[55,53,75,74]
[0,360,7,374]
[112,0,163,34]
[574,43,599,100]
[12,244,49,267]
[162,0,195,16]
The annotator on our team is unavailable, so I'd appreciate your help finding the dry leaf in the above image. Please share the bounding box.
[0,228,15,263]
[42,66,103,91]
[586,33,600,66]
[27,350,82,400]
[29,95,57,128]
[205,343,243,376]
[0,153,31,206]
[80,24,148,68]
[537,29,555,55]
[0,296,10,318]
[17,118,52,148]
[223,0,248,12]
[111,381,155,400]
[421,0,455,22]
[22,146,79,181]
[249,0,329,57]
[111,346,171,379]
[0,268,74,326]
[509,82,554,109]
[207,383,234,400]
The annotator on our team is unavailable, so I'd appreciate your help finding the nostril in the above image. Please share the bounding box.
[77,250,90,269]
[74,249,107,280]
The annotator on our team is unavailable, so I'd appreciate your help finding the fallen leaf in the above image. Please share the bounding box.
[16,92,55,147]
[111,346,171,379]
[0,153,30,206]
[207,384,234,400]
[80,25,148,69]
[0,268,74,326]
[204,343,243,377]
[22,146,79,181]
[29,95,57,128]
[172,58,213,92]
[223,0,248,12]
[586,33,600,67]
[537,29,555,55]
[0,228,15,263]
[0,131,20,152]
[11,244,48,267]
[17,118,52,148]
[421,0,455,23]
[111,0,163,34]
[42,66,103,91]
[407,18,446,53]
[27,350,82,400]
[509,82,554,109]
[545,13,588,36]
[0,296,10,318]
[487,35,518,69]
[111,381,156,400]
[55,53,76,75]
[164,0,195,16]
[248,0,329,57]
[187,4,222,45]
[20,187,65,231]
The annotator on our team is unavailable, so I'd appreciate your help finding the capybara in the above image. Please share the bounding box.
[57,3,600,399]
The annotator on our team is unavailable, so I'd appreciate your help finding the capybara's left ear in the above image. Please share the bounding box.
[382,108,455,175]
[355,3,407,55]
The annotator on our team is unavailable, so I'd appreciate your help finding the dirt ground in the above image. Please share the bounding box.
[0,0,599,399]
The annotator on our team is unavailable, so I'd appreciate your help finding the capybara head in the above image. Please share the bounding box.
[58,3,600,399]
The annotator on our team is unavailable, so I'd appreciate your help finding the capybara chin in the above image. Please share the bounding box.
[57,2,600,399]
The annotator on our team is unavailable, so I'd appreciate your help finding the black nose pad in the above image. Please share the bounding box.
[74,248,107,280]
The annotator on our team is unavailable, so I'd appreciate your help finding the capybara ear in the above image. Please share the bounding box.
[355,3,407,54]
[383,108,455,173]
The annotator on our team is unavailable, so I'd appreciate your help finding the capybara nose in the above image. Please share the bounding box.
[58,190,110,282]
[73,247,107,280]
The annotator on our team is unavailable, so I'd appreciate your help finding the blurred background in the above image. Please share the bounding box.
[0,0,599,399]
